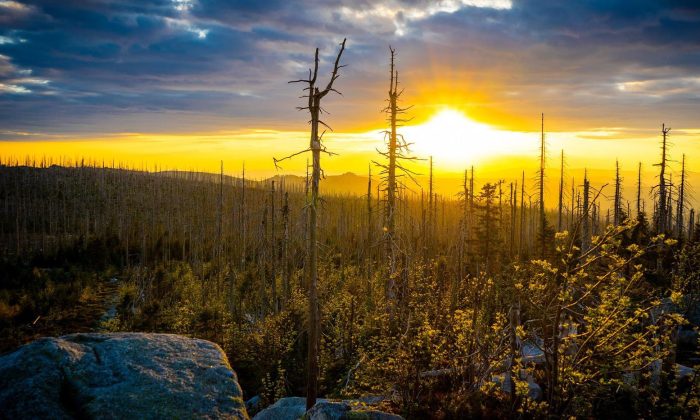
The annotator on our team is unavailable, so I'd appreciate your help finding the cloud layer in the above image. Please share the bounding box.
[1,0,699,136]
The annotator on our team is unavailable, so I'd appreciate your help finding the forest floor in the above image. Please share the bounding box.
[0,277,120,354]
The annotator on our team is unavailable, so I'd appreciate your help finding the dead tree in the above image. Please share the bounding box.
[538,113,547,258]
[689,209,696,240]
[373,46,418,305]
[241,163,247,269]
[270,180,277,312]
[667,176,675,233]
[676,154,687,239]
[429,156,434,250]
[275,38,347,410]
[510,181,517,257]
[519,170,526,258]
[218,161,224,260]
[637,162,643,217]
[458,169,469,281]
[366,164,373,284]
[498,180,504,245]
[591,202,599,235]
[282,191,290,305]
[654,124,671,233]
[469,166,475,263]
[558,150,564,232]
[581,171,591,253]
[570,177,576,231]
[613,159,623,226]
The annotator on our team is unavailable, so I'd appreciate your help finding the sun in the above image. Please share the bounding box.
[403,108,530,168]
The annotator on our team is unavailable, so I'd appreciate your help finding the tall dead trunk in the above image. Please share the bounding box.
[637,162,642,217]
[282,191,290,306]
[366,164,373,285]
[270,180,277,312]
[655,124,670,233]
[570,178,576,231]
[558,150,564,232]
[539,113,546,258]
[667,180,674,233]
[241,163,247,270]
[218,161,223,261]
[592,202,598,235]
[498,180,504,246]
[676,154,686,239]
[385,48,399,300]
[428,155,434,254]
[614,159,622,226]
[469,166,475,263]
[519,171,525,259]
[688,209,695,240]
[581,172,591,252]
[281,38,346,410]
[373,46,416,306]
[510,181,516,258]
[459,169,468,281]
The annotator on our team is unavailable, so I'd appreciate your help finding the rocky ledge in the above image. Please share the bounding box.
[0,333,248,419]
[253,397,403,420]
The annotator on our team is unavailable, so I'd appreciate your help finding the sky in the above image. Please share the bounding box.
[0,0,699,203]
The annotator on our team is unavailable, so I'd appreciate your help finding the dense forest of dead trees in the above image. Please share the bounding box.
[1,44,700,419]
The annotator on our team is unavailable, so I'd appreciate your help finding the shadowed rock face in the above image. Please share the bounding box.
[253,397,403,420]
[0,333,248,419]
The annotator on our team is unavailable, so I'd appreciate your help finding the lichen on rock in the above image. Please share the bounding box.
[0,332,248,419]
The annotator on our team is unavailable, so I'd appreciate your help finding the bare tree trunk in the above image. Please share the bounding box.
[592,202,598,235]
[428,155,433,256]
[386,49,399,298]
[688,209,695,240]
[570,178,576,232]
[676,154,686,239]
[519,171,525,259]
[462,170,469,272]
[468,166,475,265]
[558,150,564,232]
[510,181,516,258]
[282,191,290,305]
[667,182,674,233]
[637,162,642,217]
[655,124,670,233]
[539,113,546,258]
[307,112,321,410]
[366,165,373,302]
[498,180,504,247]
[614,159,622,226]
[270,180,278,312]
[581,171,591,252]
[281,38,346,411]
[241,163,247,270]
[374,46,416,307]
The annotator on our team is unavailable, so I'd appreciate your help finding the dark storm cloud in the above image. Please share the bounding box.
[395,0,700,129]
[0,0,698,135]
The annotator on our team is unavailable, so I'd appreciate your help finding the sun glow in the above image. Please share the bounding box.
[403,108,531,167]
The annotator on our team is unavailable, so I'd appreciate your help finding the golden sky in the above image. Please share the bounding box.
[2,108,698,211]
[2,0,700,210]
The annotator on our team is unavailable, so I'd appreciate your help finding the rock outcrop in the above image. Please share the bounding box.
[253,397,403,420]
[307,401,404,420]
[0,332,248,419]
[253,397,309,420]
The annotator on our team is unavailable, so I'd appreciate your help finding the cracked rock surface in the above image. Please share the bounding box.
[0,333,248,419]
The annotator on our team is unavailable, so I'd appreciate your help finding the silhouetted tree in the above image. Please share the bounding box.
[276,37,346,410]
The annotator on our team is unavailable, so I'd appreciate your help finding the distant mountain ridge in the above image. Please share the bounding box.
[157,170,373,196]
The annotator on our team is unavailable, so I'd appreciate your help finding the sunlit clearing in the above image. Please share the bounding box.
[403,108,531,168]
